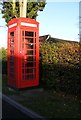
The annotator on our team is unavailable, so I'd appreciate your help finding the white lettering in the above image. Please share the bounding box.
[21,22,37,27]
[9,23,17,28]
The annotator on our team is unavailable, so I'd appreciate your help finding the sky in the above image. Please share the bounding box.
[0,1,80,48]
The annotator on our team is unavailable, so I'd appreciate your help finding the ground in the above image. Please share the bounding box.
[2,75,81,119]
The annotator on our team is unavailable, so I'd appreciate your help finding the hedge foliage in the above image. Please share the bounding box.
[1,39,81,95]
[39,40,81,94]
[40,41,80,65]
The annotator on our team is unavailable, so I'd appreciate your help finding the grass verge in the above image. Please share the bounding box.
[2,75,81,118]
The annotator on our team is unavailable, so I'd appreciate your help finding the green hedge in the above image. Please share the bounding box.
[1,40,81,94]
[40,41,79,65]
[39,40,81,94]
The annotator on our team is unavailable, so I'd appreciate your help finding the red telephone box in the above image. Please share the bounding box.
[7,18,39,88]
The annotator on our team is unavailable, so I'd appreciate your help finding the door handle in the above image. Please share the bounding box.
[20,51,22,54]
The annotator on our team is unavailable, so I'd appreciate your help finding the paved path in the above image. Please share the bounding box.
[2,100,33,120]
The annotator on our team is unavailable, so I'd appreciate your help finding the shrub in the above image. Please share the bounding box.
[39,40,81,94]
[1,39,81,95]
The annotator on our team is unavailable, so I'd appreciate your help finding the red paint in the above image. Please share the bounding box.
[7,18,39,88]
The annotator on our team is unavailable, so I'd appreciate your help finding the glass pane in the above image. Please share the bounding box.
[25,74,36,80]
[27,56,36,61]
[25,44,36,49]
[26,50,36,55]
[22,43,24,48]
[10,66,14,71]
[25,38,33,43]
[35,32,36,37]
[25,31,34,37]
[22,38,24,42]
[10,32,14,36]
[22,69,24,74]
[10,50,14,54]
[22,56,24,61]
[22,62,24,67]
[10,73,14,78]
[25,68,36,74]
[22,75,24,80]
[10,68,14,72]
[25,62,36,67]
[10,44,14,48]
[35,38,36,43]
[22,31,24,36]
[10,56,14,61]
[10,38,14,43]
[10,62,14,66]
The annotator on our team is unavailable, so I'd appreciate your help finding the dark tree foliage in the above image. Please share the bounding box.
[1,0,46,24]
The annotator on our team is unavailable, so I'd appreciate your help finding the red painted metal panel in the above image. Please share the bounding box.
[7,18,39,88]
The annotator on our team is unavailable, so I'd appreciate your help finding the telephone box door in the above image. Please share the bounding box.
[20,29,39,87]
